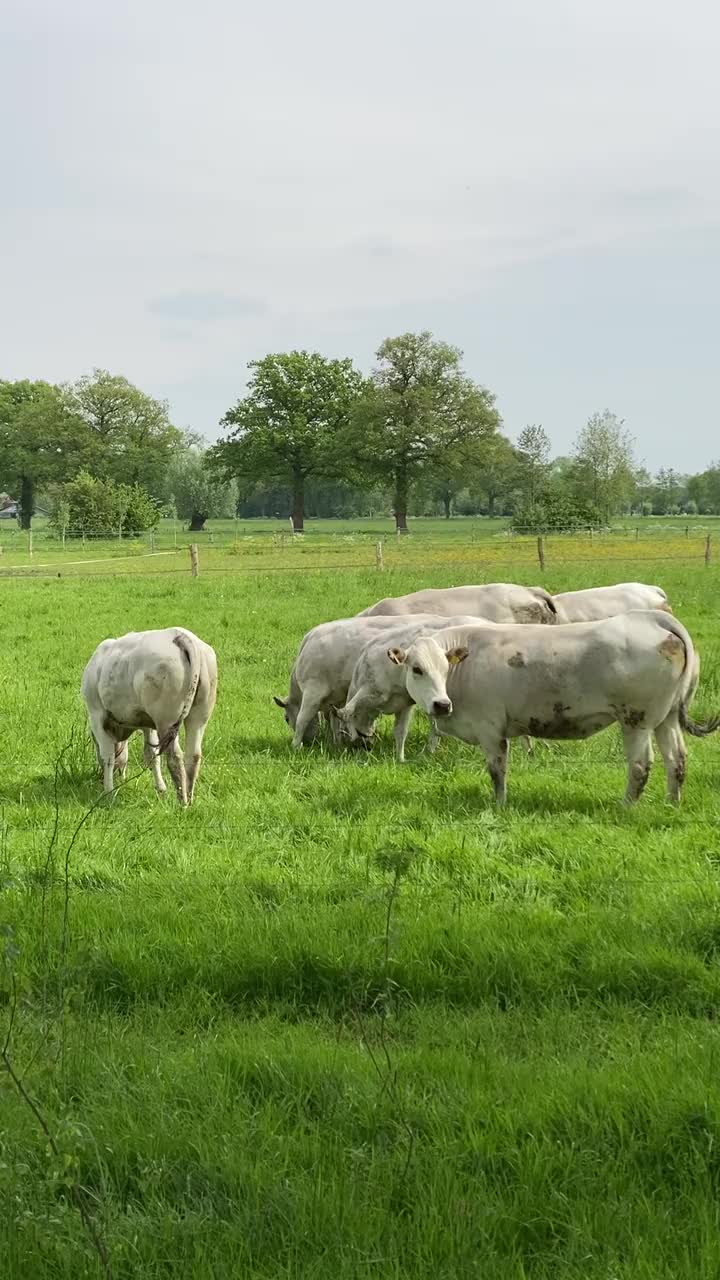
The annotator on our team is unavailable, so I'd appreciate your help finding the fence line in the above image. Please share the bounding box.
[2,550,178,572]
[1,547,717,583]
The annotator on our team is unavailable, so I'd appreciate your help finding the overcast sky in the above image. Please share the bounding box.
[2,0,719,470]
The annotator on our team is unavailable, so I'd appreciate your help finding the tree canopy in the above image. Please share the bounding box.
[347,332,501,531]
[167,451,239,531]
[0,380,91,528]
[210,352,365,531]
[64,369,183,499]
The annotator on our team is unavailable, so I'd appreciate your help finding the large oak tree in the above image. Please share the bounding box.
[211,352,365,532]
[348,332,501,531]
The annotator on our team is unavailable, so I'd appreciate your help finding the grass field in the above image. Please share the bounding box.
[2,553,720,1277]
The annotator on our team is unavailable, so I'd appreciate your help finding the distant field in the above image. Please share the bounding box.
[2,554,720,1276]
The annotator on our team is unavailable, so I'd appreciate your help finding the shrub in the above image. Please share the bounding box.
[49,472,158,536]
[511,492,602,534]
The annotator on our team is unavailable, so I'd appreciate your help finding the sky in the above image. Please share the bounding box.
[2,0,720,471]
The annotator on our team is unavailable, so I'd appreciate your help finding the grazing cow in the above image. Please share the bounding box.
[552,582,671,623]
[383,611,718,805]
[274,614,480,750]
[334,614,485,759]
[81,627,217,806]
[357,583,557,624]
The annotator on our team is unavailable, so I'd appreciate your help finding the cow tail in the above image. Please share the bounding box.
[530,587,558,623]
[173,630,202,722]
[656,614,720,737]
[679,702,720,738]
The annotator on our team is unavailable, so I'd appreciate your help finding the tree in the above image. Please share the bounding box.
[64,370,184,499]
[0,380,91,528]
[515,424,551,506]
[211,352,365,532]
[572,410,637,522]
[49,471,158,536]
[167,451,238,531]
[349,332,501,532]
[426,437,497,518]
[469,434,518,515]
[652,467,686,515]
[687,465,720,513]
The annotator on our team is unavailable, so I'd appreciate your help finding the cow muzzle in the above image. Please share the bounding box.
[432,698,452,717]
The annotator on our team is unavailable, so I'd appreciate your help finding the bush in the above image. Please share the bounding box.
[511,493,602,534]
[49,472,158,536]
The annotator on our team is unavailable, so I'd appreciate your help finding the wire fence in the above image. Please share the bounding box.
[0,527,716,581]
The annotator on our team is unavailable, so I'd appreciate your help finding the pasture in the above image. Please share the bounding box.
[2,548,720,1278]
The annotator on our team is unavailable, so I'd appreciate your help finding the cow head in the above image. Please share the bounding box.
[333,700,376,748]
[273,694,299,730]
[388,637,468,717]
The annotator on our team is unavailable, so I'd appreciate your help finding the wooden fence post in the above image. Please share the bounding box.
[685,524,689,539]
[705,534,712,566]
[635,527,639,541]
[375,540,384,571]
[190,543,199,577]
[537,535,545,572]
[28,530,33,558]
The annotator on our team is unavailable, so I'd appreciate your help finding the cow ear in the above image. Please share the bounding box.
[447,647,469,666]
[273,696,288,708]
[387,647,406,666]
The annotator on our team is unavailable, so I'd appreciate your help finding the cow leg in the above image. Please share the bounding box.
[160,728,188,806]
[393,705,415,762]
[480,735,509,806]
[654,713,688,804]
[87,715,117,794]
[325,708,343,745]
[115,740,129,781]
[183,709,209,805]
[292,691,322,749]
[622,728,654,803]
[143,729,167,795]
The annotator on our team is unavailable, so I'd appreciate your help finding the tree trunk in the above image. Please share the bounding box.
[443,491,452,519]
[19,475,33,529]
[393,471,409,533]
[188,511,207,531]
[487,491,496,517]
[292,473,305,533]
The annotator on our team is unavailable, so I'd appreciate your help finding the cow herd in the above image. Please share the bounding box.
[81,580,719,809]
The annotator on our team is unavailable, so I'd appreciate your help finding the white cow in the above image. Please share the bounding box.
[552,582,671,623]
[383,611,718,805]
[334,614,486,759]
[81,627,218,806]
[357,583,558,624]
[274,614,477,749]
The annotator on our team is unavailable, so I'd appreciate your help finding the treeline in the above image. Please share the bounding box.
[2,334,719,534]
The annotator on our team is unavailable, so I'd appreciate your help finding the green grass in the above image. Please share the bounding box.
[2,558,720,1277]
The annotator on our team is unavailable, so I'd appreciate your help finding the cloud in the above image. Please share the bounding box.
[148,292,267,325]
